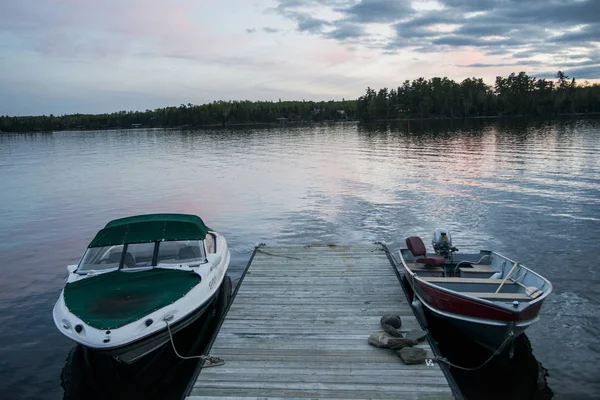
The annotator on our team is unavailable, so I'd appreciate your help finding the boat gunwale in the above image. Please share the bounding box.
[415,291,541,328]
[398,249,553,312]
[55,262,230,349]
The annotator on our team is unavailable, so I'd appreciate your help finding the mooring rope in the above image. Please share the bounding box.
[433,331,514,371]
[257,248,301,260]
[165,319,225,367]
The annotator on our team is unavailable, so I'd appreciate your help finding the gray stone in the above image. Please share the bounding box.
[404,329,428,342]
[382,324,403,337]
[397,347,427,365]
[388,337,418,349]
[380,314,402,329]
[368,331,394,348]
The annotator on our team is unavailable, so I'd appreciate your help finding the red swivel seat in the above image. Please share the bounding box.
[406,236,445,266]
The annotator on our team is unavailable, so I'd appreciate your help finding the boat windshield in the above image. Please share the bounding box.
[157,240,206,265]
[78,245,125,273]
[77,240,206,273]
[123,242,155,269]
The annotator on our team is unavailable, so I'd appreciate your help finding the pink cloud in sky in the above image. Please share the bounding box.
[2,0,247,61]
[312,45,362,68]
[3,0,597,116]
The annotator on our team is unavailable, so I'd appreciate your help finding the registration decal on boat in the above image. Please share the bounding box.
[209,275,218,290]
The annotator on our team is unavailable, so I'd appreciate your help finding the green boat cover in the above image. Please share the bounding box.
[63,269,202,330]
[89,213,211,248]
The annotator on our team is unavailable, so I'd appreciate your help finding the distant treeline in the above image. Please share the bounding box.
[0,100,357,133]
[357,71,600,121]
[2,71,600,132]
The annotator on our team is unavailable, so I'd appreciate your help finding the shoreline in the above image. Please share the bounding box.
[2,112,600,134]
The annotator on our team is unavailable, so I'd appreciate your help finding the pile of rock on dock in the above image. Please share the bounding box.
[368,314,428,365]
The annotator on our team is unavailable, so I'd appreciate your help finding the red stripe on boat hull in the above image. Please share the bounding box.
[414,279,544,322]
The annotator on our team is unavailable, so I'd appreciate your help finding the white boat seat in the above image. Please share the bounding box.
[177,246,200,260]
[421,277,514,284]
[123,252,136,268]
[464,292,531,300]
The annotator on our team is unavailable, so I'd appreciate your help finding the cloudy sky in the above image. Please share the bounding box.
[1,0,599,116]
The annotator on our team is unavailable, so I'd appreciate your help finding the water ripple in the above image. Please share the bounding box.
[0,118,599,399]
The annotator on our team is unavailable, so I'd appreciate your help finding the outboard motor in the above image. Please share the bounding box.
[432,228,457,258]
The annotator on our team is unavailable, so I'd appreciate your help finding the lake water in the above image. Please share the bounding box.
[0,118,599,399]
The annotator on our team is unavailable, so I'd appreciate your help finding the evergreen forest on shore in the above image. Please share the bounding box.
[2,71,599,133]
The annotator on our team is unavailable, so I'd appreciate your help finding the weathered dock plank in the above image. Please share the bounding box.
[187,244,455,399]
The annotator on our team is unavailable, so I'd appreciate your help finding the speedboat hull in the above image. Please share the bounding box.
[54,263,230,364]
[53,214,231,364]
[97,273,230,363]
[54,257,230,364]
[101,296,213,364]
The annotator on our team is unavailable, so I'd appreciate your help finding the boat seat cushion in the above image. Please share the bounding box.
[416,256,445,266]
[406,236,445,266]
[406,236,427,257]
[123,252,136,268]
[107,251,135,267]
[108,251,122,263]
[177,246,200,260]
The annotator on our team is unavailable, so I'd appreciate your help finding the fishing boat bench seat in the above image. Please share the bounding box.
[466,292,532,300]
[421,277,513,284]
[459,263,495,278]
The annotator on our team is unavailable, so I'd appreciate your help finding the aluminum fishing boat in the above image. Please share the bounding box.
[53,213,230,364]
[398,229,552,353]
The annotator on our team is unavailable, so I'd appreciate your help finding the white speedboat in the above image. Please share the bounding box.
[53,213,230,364]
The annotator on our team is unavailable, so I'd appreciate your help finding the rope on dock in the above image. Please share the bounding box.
[165,319,226,367]
[434,331,514,371]
[257,248,301,260]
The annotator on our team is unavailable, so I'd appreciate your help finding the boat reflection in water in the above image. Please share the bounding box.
[401,275,553,400]
[61,277,231,400]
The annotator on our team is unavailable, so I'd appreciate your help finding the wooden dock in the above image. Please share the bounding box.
[187,244,456,399]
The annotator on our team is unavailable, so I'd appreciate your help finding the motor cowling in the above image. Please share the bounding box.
[432,228,454,258]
